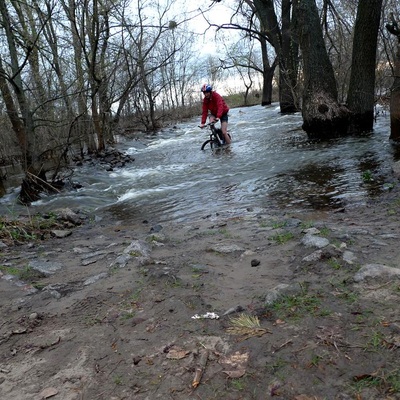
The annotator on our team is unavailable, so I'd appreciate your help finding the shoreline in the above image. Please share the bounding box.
[1,188,400,398]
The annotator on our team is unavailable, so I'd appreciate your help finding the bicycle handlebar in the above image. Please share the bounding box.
[199,119,219,128]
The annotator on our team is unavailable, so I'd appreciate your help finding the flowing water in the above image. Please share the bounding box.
[0,104,397,223]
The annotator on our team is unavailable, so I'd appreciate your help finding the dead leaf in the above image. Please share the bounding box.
[222,369,245,378]
[219,351,249,367]
[166,346,190,360]
[219,351,249,379]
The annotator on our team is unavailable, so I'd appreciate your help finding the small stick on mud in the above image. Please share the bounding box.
[192,348,209,389]
[272,339,293,354]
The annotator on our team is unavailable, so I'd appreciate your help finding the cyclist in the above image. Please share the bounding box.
[199,84,231,144]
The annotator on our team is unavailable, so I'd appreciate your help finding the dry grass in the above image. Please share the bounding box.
[226,313,270,341]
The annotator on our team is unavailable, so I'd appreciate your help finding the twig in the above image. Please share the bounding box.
[107,359,124,377]
[272,339,293,354]
[192,348,209,389]
[26,171,61,193]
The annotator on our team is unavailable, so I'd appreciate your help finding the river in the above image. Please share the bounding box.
[0,104,397,223]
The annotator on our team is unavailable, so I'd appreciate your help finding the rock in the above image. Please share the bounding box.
[343,250,357,264]
[209,244,245,253]
[301,234,329,249]
[392,160,400,176]
[150,224,163,233]
[39,387,58,399]
[42,283,77,298]
[264,283,302,305]
[29,312,39,320]
[111,254,132,268]
[84,272,109,286]
[251,259,261,267]
[354,264,400,282]
[54,208,82,225]
[223,305,244,316]
[123,240,151,258]
[51,230,72,238]
[302,227,320,235]
[81,250,108,266]
[285,218,302,227]
[29,260,63,275]
[302,250,323,262]
[147,232,165,242]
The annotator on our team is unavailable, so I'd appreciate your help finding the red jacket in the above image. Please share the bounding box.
[201,91,229,124]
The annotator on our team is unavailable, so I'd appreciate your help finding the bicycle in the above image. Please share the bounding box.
[200,121,232,150]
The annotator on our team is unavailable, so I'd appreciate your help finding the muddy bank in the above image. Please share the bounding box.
[1,190,400,399]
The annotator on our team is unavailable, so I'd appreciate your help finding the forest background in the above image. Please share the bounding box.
[0,0,399,201]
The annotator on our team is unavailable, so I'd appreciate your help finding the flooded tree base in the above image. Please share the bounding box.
[18,171,64,206]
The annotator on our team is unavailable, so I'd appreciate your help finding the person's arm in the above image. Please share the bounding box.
[200,101,208,125]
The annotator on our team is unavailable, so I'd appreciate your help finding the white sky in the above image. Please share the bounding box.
[171,0,238,48]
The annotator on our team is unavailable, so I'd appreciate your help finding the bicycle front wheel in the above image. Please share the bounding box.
[201,139,219,150]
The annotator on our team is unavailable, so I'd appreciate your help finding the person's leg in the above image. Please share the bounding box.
[221,121,231,144]
[219,114,231,144]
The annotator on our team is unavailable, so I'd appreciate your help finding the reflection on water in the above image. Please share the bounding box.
[0,104,395,223]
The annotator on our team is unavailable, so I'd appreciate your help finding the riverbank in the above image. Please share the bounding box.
[1,186,400,399]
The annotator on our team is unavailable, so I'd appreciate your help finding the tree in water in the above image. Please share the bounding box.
[292,0,383,138]
[347,0,383,133]
[386,14,400,141]
[292,0,350,137]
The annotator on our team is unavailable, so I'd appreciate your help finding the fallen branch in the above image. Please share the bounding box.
[192,348,209,389]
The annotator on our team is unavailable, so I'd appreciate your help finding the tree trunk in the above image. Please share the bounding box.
[292,0,350,138]
[386,21,400,141]
[261,58,277,106]
[252,0,299,113]
[279,0,299,113]
[390,44,400,141]
[0,0,37,170]
[347,0,383,133]
[260,35,276,106]
[62,0,95,154]
[0,57,27,156]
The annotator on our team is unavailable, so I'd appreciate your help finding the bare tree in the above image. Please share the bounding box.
[0,0,37,171]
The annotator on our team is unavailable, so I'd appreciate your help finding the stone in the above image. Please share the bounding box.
[301,234,329,249]
[209,244,245,253]
[343,251,357,264]
[84,272,109,286]
[29,260,63,275]
[264,283,302,305]
[354,264,400,282]
[302,250,323,262]
[51,230,72,238]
